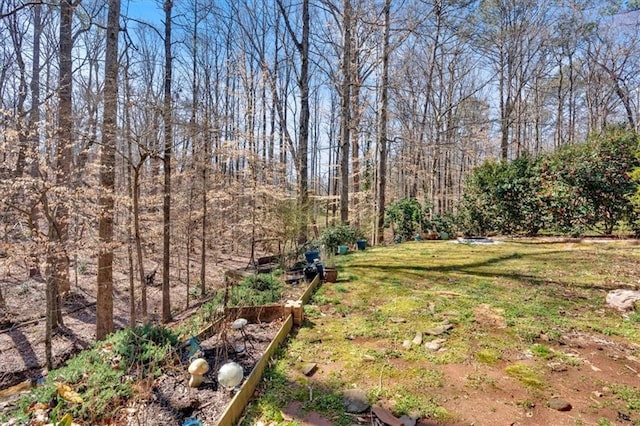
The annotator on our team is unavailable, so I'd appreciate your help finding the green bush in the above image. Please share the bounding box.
[458,127,640,237]
[457,154,545,236]
[230,273,284,306]
[13,325,179,424]
[384,198,426,241]
[319,224,360,253]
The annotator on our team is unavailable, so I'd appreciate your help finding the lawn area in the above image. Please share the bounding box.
[243,238,640,426]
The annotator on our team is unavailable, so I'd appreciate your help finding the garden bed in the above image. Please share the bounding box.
[119,318,291,426]
[120,274,318,426]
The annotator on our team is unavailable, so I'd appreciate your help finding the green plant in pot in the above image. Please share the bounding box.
[319,224,358,255]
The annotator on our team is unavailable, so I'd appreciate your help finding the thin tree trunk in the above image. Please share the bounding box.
[376,0,391,244]
[96,0,120,340]
[339,0,352,224]
[56,0,74,295]
[162,0,173,324]
[27,4,42,279]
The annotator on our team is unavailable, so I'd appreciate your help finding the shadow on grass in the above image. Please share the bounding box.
[347,249,618,291]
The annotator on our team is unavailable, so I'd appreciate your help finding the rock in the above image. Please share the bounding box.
[412,332,423,345]
[402,340,412,349]
[399,415,418,426]
[343,389,370,413]
[605,289,640,312]
[424,323,453,336]
[548,398,572,412]
[390,317,407,323]
[302,363,317,376]
[372,406,403,426]
[425,340,442,351]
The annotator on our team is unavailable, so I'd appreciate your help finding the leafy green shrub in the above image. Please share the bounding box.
[230,273,284,306]
[540,127,639,235]
[319,224,360,253]
[457,154,545,236]
[14,325,179,424]
[384,198,426,241]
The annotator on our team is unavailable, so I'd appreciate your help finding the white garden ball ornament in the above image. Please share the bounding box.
[217,361,244,390]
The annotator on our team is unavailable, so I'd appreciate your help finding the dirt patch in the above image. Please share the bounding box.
[119,321,282,425]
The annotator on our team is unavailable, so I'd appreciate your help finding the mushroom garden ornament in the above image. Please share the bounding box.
[188,358,210,388]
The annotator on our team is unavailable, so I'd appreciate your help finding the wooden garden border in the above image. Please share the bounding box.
[212,273,321,425]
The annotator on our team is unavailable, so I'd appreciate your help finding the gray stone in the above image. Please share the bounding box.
[606,289,640,312]
[302,363,317,376]
[412,332,423,345]
[399,415,417,426]
[343,389,370,413]
[372,406,403,426]
[424,341,442,351]
[402,340,412,349]
[548,398,572,412]
[424,323,453,336]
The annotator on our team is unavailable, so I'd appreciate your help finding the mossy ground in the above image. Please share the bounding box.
[243,239,640,425]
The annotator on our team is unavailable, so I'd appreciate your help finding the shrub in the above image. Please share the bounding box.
[384,198,425,241]
[319,224,360,253]
[457,155,545,236]
[14,325,179,424]
[230,273,284,306]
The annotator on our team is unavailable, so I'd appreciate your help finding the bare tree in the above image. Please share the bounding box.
[375,0,391,243]
[96,0,121,340]
[162,0,173,323]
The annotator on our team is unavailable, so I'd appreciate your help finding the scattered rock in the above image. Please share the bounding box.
[302,363,317,376]
[343,389,370,413]
[606,289,640,312]
[402,340,412,349]
[592,391,603,398]
[372,406,403,426]
[390,317,407,323]
[618,411,631,422]
[424,323,453,336]
[399,414,418,426]
[425,339,445,351]
[548,398,572,412]
[412,332,423,345]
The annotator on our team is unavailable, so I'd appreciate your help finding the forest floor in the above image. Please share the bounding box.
[0,248,283,392]
[242,238,640,426]
[2,238,640,426]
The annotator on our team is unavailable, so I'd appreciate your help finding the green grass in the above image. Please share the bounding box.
[243,240,640,425]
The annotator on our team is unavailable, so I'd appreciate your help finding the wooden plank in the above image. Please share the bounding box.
[300,274,320,305]
[216,314,293,426]
[225,304,285,323]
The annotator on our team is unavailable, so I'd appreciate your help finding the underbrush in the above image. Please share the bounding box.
[10,324,179,425]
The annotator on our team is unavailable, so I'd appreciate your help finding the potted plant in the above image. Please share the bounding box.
[319,224,358,255]
[322,249,338,283]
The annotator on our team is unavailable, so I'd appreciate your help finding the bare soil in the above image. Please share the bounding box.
[0,247,301,391]
[119,321,282,426]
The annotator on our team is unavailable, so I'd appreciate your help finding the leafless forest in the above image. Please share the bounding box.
[0,0,639,348]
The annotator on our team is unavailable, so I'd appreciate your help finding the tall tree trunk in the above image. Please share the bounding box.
[96,0,120,340]
[56,0,74,295]
[339,0,352,224]
[27,4,43,279]
[298,0,310,241]
[162,0,173,324]
[276,0,310,241]
[376,0,391,244]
